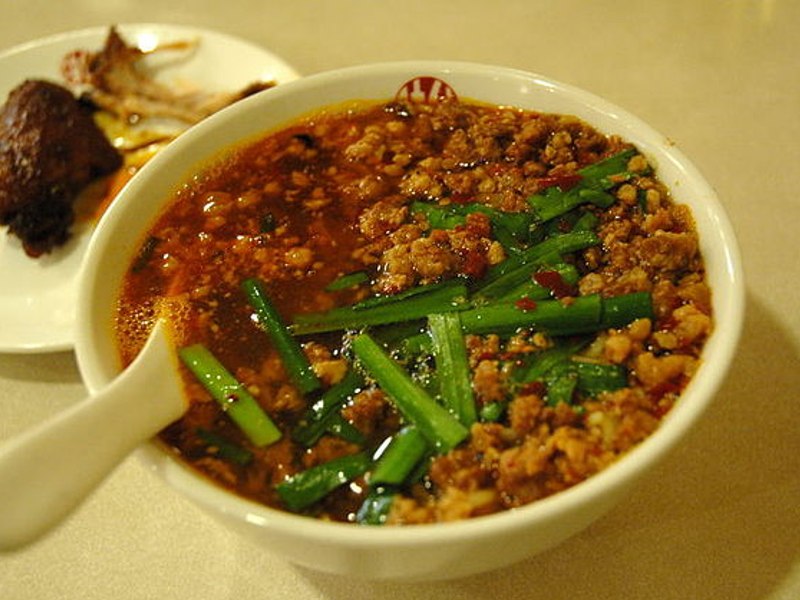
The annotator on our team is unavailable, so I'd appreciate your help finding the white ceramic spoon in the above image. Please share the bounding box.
[0,321,187,552]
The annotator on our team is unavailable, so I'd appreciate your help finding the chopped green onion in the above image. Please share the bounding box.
[324,413,367,445]
[293,369,364,447]
[460,294,603,336]
[527,149,637,223]
[544,367,579,406]
[356,486,397,525]
[242,278,321,395]
[428,312,477,426]
[410,201,535,246]
[577,188,615,208]
[543,360,629,406]
[474,231,599,300]
[479,400,507,422]
[461,293,652,337]
[512,338,591,384]
[370,426,428,486]
[291,280,469,335]
[325,271,370,291]
[410,201,466,230]
[351,333,469,453]
[196,428,253,466]
[492,280,551,304]
[370,320,427,346]
[528,187,589,224]
[572,211,600,232]
[260,213,277,233]
[276,452,372,512]
[637,188,649,214]
[399,332,434,358]
[514,350,628,406]
[578,148,639,185]
[600,292,654,329]
[552,360,628,397]
[578,361,628,395]
[179,344,281,447]
[352,280,459,310]
[494,263,579,304]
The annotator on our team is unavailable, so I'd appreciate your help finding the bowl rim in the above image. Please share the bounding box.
[75,60,745,547]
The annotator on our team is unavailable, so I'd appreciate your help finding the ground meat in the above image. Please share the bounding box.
[465,334,501,367]
[284,246,315,269]
[494,422,611,507]
[373,211,502,293]
[651,279,682,320]
[637,231,698,272]
[472,359,506,404]
[344,126,386,162]
[508,394,545,436]
[496,437,553,506]
[271,384,306,413]
[408,237,460,278]
[358,199,410,241]
[387,495,436,525]
[653,304,712,350]
[469,422,515,456]
[603,318,652,364]
[432,487,503,521]
[341,388,395,437]
[301,436,361,470]
[677,278,712,314]
[302,341,347,386]
[310,359,347,387]
[633,351,695,390]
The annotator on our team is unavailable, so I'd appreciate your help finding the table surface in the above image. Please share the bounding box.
[1,1,799,598]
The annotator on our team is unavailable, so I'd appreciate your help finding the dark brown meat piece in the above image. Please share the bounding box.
[0,79,122,256]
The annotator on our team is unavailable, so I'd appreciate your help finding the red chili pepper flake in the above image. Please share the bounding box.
[486,163,506,175]
[536,173,583,192]
[648,380,682,401]
[533,271,577,299]
[429,229,449,243]
[463,250,488,279]
[653,401,674,418]
[515,297,538,311]
[557,218,573,233]
[449,192,473,205]
[658,315,679,331]
[521,380,546,396]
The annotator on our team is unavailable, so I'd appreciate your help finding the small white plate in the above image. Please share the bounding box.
[0,23,299,354]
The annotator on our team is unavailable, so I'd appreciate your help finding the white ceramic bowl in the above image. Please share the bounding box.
[75,61,744,581]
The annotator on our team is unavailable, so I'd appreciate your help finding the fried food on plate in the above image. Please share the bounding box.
[0,79,121,257]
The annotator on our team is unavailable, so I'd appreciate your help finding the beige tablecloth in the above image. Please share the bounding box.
[1,1,799,598]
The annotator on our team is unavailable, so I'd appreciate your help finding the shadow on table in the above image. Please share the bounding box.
[0,350,82,385]
[298,290,800,600]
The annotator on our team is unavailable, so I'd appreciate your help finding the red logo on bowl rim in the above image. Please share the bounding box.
[396,76,457,103]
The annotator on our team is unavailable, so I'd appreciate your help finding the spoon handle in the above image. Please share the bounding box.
[0,324,186,552]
